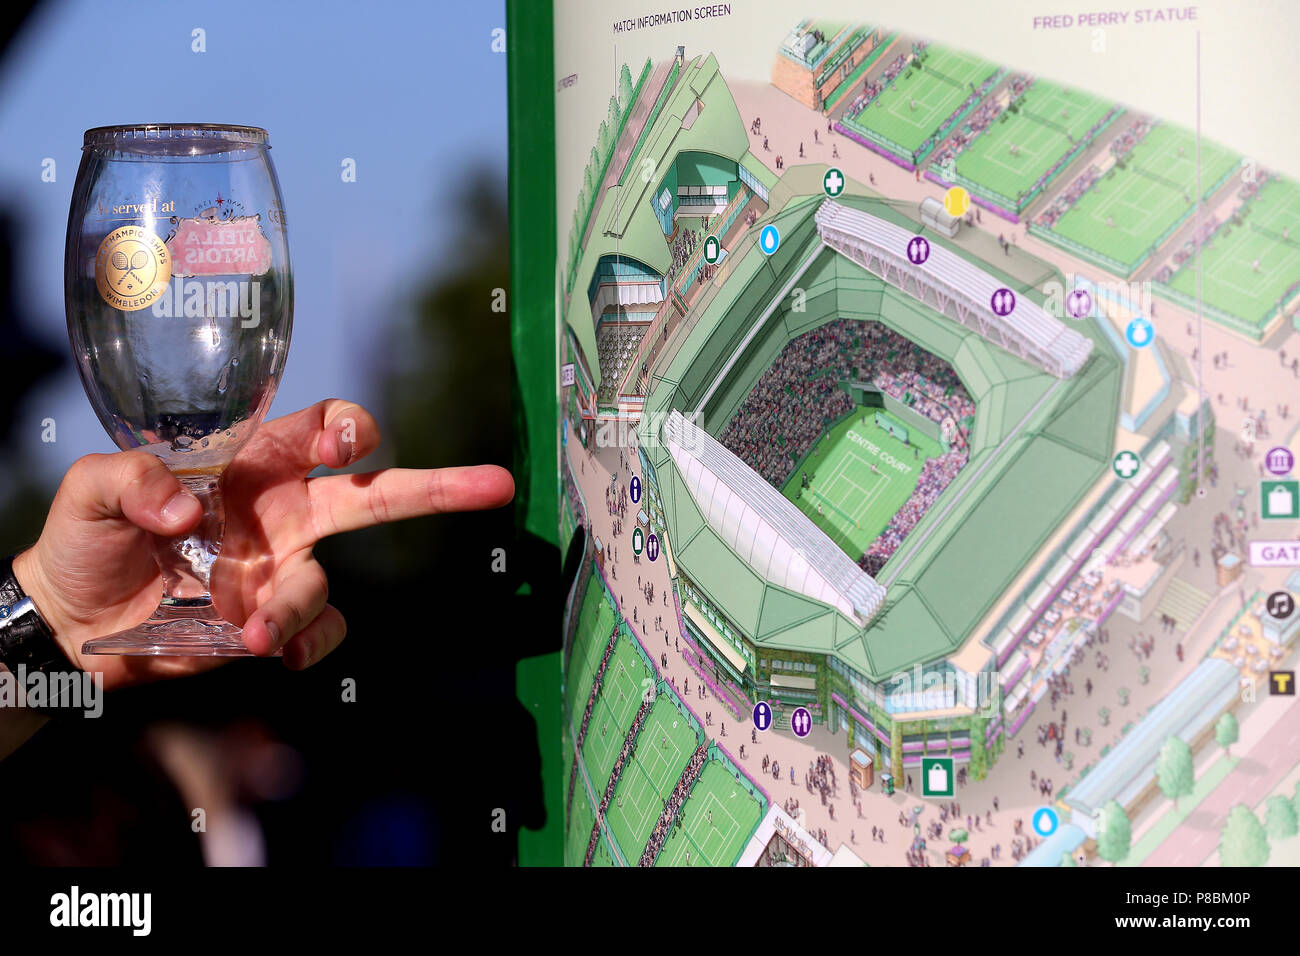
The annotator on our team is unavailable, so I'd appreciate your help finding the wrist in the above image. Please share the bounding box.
[9,548,78,669]
[0,548,73,676]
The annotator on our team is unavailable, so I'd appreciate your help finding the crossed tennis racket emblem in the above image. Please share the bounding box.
[107,242,155,292]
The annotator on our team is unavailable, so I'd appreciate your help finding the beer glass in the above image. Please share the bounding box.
[65,124,292,655]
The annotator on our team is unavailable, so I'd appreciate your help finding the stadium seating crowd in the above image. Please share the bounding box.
[638,744,709,865]
[1034,163,1101,230]
[926,74,1029,177]
[568,625,621,826]
[585,695,655,865]
[718,318,973,486]
[667,226,702,286]
[1034,102,1155,230]
[717,318,975,574]
[1108,117,1154,162]
[841,49,916,122]
[860,447,968,576]
[596,320,650,404]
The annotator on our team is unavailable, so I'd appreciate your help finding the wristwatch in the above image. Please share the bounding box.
[0,554,68,676]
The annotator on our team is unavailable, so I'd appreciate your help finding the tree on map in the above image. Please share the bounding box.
[596,119,610,159]
[1219,804,1269,867]
[618,63,634,111]
[1098,707,1111,727]
[948,828,968,845]
[607,96,621,141]
[1156,736,1195,811]
[1097,800,1131,863]
[1266,795,1298,841]
[1214,712,1239,758]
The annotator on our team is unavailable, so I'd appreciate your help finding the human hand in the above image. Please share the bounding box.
[13,399,513,690]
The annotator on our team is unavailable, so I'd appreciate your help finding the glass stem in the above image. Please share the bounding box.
[152,475,224,610]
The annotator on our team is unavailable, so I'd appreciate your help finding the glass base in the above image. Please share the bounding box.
[80,603,280,657]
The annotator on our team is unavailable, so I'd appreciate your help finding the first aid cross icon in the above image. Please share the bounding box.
[1112,451,1140,480]
[823,167,845,197]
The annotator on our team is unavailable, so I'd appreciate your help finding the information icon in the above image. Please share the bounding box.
[646,533,659,562]
[629,475,641,503]
[752,701,773,731]
[759,224,780,256]
[790,706,812,738]
[906,235,930,265]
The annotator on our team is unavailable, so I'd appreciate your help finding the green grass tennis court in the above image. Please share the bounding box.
[604,695,699,860]
[954,80,1113,208]
[564,727,598,865]
[848,46,997,156]
[654,760,763,867]
[1166,176,1300,329]
[1049,123,1238,273]
[780,409,944,560]
[579,634,650,792]
[565,575,617,724]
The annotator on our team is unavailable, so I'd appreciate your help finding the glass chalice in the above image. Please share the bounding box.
[65,124,292,655]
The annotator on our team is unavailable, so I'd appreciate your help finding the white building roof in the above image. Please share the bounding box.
[663,409,887,623]
[815,200,1093,378]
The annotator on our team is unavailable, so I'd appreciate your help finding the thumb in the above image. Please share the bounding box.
[63,451,203,536]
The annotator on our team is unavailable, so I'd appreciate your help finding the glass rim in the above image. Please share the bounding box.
[83,124,269,148]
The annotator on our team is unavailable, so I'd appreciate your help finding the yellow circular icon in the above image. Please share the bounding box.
[943,186,971,218]
[94,225,171,311]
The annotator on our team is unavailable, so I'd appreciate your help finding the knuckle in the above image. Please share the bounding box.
[424,469,447,513]
[368,482,393,523]
[310,564,330,604]
[118,450,164,485]
[279,598,308,633]
[67,452,109,483]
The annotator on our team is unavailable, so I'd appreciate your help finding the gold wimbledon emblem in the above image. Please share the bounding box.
[94,225,172,311]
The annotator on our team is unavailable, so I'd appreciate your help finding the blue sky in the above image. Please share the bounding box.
[0,0,508,482]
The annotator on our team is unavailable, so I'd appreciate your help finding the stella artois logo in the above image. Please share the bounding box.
[167,214,273,277]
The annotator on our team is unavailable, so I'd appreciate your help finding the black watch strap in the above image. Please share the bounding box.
[0,554,69,675]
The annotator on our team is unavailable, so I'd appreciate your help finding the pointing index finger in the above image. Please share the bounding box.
[306,464,514,540]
